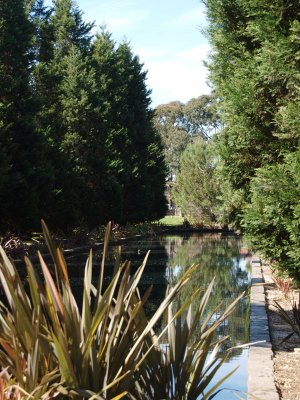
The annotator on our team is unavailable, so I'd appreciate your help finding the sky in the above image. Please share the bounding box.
[48,0,211,107]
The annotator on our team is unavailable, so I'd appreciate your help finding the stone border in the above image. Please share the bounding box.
[248,256,279,399]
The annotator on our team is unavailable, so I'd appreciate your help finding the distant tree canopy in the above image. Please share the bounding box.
[0,0,167,231]
[203,0,300,279]
[153,95,221,181]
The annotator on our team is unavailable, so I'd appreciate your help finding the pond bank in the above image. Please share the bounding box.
[248,256,279,399]
[249,257,300,399]
[263,262,300,400]
[1,222,234,261]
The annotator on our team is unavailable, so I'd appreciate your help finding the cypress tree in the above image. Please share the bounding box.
[0,0,52,230]
[204,0,300,223]
[91,34,167,223]
[90,30,124,222]
[32,0,96,228]
[0,0,166,229]
[28,0,53,63]
[113,42,167,222]
[204,0,300,276]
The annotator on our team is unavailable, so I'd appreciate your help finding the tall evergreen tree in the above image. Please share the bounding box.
[51,0,93,57]
[0,0,52,230]
[205,0,300,203]
[89,30,125,222]
[204,0,300,276]
[92,34,167,222]
[32,0,96,227]
[112,42,167,221]
[27,0,53,63]
[1,0,166,230]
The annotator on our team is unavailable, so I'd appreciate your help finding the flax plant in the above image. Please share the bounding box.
[274,293,300,343]
[132,281,243,400]
[0,221,243,399]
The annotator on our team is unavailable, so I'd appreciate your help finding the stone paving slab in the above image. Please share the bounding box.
[248,257,279,400]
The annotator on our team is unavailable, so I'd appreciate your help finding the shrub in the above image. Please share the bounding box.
[243,152,300,281]
[0,221,243,399]
[274,293,300,343]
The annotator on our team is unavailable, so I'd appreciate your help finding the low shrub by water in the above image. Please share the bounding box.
[0,221,243,399]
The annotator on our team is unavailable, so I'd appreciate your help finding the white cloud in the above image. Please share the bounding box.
[176,44,210,64]
[136,48,164,59]
[143,45,211,106]
[45,0,211,107]
[99,9,148,32]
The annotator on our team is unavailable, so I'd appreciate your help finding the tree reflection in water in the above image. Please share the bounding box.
[162,234,251,359]
[56,233,250,362]
[62,232,250,395]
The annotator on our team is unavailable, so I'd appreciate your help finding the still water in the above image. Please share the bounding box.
[101,232,251,399]
[16,232,251,398]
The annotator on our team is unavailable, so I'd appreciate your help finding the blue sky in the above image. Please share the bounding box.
[49,0,211,106]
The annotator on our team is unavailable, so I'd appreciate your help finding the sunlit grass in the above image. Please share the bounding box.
[158,215,185,226]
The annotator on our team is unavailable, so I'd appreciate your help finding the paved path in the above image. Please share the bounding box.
[248,256,279,400]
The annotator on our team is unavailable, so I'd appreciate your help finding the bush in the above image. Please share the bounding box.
[243,150,300,281]
[174,139,221,225]
[0,221,243,399]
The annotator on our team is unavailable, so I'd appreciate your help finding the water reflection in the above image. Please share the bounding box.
[158,233,251,399]
[11,232,250,398]
[105,234,250,350]
[12,234,250,351]
[163,234,250,353]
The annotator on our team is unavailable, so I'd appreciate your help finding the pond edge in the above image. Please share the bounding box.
[248,256,279,399]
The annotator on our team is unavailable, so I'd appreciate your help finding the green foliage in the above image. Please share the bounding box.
[158,215,185,226]
[51,0,94,57]
[174,139,221,225]
[0,0,166,231]
[204,0,300,212]
[153,101,190,180]
[243,150,300,280]
[0,222,243,399]
[203,0,300,277]
[0,0,54,230]
[274,293,300,343]
[153,95,221,181]
[105,41,167,223]
[184,95,222,138]
[134,281,243,400]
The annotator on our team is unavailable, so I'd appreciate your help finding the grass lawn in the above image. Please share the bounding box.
[158,215,185,226]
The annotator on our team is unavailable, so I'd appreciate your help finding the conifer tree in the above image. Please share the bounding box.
[32,0,96,227]
[92,34,167,222]
[174,139,220,224]
[51,0,93,57]
[204,0,300,276]
[1,0,167,230]
[205,0,300,206]
[112,42,167,221]
[0,0,52,229]
[28,0,53,63]
[90,30,124,222]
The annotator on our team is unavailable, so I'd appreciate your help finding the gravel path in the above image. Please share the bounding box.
[262,263,300,400]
